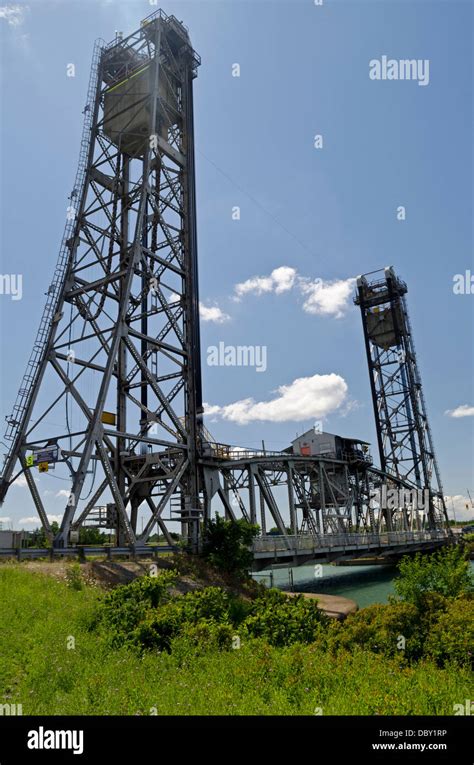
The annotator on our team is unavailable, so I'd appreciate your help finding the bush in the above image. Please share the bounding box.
[424,595,474,668]
[93,579,331,654]
[329,601,422,661]
[176,620,236,653]
[201,515,259,576]
[462,534,474,558]
[241,589,328,647]
[108,586,247,653]
[330,591,474,668]
[94,571,176,646]
[394,546,473,606]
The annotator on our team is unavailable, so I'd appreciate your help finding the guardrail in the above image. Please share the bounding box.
[0,545,175,561]
[252,529,450,555]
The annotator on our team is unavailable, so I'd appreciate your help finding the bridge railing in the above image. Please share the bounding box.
[252,529,449,554]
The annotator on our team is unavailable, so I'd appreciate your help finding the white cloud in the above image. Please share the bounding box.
[233,266,355,318]
[0,517,12,524]
[445,404,474,418]
[234,266,296,300]
[12,474,27,488]
[19,514,63,526]
[299,277,356,319]
[55,489,70,499]
[0,5,28,26]
[444,495,474,523]
[203,373,348,424]
[203,403,223,418]
[199,303,230,323]
[272,266,297,294]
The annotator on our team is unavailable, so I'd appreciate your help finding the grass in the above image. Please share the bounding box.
[0,565,472,716]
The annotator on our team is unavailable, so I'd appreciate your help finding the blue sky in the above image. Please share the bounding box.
[0,0,472,527]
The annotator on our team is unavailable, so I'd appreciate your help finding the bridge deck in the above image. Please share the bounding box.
[252,530,451,569]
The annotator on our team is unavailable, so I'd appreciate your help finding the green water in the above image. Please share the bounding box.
[253,561,474,609]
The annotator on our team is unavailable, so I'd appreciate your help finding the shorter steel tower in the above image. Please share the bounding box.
[355,267,449,530]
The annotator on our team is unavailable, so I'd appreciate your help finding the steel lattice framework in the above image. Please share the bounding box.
[355,267,449,530]
[0,12,450,557]
[0,11,203,548]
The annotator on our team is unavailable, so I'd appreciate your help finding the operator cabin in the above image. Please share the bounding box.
[288,429,372,465]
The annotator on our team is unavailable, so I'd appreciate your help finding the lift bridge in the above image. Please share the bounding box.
[0,10,450,567]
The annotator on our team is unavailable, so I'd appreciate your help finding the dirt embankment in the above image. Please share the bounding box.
[4,554,262,599]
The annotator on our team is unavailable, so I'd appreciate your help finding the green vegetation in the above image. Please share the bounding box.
[394,545,473,605]
[462,533,474,558]
[328,592,473,667]
[201,515,259,576]
[0,545,472,715]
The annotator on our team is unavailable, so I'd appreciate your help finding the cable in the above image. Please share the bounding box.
[197,149,319,259]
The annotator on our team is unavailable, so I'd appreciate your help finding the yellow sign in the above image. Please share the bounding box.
[25,455,34,467]
[38,462,49,473]
[101,411,116,426]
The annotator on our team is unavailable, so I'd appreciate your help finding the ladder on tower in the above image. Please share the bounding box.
[1,40,104,479]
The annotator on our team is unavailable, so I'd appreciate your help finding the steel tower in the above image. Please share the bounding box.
[0,12,450,559]
[0,11,204,548]
[355,267,449,529]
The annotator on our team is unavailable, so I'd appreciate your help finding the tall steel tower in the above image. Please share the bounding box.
[0,11,204,548]
[355,267,449,529]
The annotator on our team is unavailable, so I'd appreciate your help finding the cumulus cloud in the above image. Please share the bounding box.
[444,495,474,523]
[233,266,355,318]
[0,517,12,524]
[19,514,63,526]
[445,405,474,418]
[12,474,27,488]
[203,373,348,424]
[199,303,230,323]
[0,5,28,26]
[299,277,356,319]
[234,266,297,300]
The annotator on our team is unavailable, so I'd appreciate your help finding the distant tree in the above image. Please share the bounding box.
[78,527,108,545]
[267,526,292,536]
[27,520,59,548]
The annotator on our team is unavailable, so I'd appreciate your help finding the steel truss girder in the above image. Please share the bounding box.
[199,455,425,539]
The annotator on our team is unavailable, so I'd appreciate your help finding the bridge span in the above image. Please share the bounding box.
[251,529,451,570]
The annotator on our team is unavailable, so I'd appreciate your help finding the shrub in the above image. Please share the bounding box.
[424,595,474,668]
[330,591,474,668]
[329,601,422,661]
[241,589,328,647]
[201,515,259,576]
[94,571,176,646]
[112,586,242,653]
[394,546,473,606]
[177,620,236,652]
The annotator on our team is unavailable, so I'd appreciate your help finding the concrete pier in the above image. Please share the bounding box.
[285,591,358,620]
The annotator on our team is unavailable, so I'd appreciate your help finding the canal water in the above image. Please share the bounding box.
[252,562,474,609]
